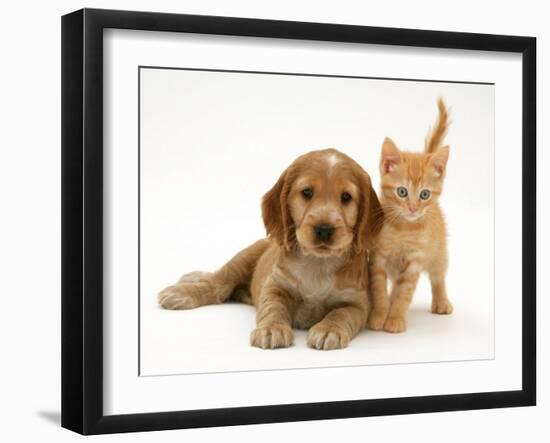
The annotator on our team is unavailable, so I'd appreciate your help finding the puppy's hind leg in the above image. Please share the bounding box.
[158,239,269,310]
[177,271,213,284]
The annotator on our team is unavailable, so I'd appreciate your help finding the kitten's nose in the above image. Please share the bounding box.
[314,224,334,242]
[409,206,417,213]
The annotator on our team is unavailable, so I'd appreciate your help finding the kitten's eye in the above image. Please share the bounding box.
[341,192,352,204]
[419,189,431,200]
[302,188,314,199]
[396,187,408,198]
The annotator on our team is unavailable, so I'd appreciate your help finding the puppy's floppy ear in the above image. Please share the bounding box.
[355,172,383,254]
[261,167,295,251]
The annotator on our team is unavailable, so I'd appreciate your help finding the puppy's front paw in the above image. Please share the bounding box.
[432,298,453,315]
[383,316,407,333]
[367,309,388,330]
[158,285,201,310]
[307,323,350,350]
[250,324,294,349]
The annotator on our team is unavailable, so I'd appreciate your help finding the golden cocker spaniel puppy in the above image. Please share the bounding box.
[158,149,382,350]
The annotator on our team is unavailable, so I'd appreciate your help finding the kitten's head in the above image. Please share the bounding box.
[379,137,449,222]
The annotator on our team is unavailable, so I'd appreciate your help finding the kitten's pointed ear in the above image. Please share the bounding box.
[429,146,449,176]
[381,137,400,174]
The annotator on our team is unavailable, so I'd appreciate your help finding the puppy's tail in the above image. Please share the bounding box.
[158,239,270,310]
[424,97,450,154]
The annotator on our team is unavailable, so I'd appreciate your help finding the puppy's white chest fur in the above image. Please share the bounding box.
[288,258,338,301]
[273,254,353,329]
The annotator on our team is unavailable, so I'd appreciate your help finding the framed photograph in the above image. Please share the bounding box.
[61,8,536,435]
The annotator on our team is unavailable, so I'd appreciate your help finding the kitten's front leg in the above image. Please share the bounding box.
[384,261,421,333]
[429,270,453,315]
[367,255,390,330]
[307,299,367,350]
[250,285,295,349]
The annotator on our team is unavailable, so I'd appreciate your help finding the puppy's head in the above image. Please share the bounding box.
[262,149,382,257]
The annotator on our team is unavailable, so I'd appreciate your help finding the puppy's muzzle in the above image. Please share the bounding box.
[314,223,335,242]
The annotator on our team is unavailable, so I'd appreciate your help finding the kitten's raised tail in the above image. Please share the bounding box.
[424,98,449,154]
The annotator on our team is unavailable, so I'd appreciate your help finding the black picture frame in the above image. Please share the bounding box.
[61,8,536,435]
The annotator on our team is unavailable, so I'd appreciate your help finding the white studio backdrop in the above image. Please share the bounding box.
[139,67,495,376]
[1,1,547,442]
[103,28,521,415]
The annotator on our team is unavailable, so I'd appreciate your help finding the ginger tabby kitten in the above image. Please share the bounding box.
[368,98,453,333]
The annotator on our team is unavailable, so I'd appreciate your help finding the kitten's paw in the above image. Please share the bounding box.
[368,309,388,330]
[383,316,407,333]
[158,285,201,310]
[250,324,294,349]
[307,323,350,350]
[432,298,453,315]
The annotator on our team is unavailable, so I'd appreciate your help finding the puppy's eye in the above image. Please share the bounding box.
[341,192,352,203]
[301,188,314,199]
[419,189,431,200]
[396,186,408,198]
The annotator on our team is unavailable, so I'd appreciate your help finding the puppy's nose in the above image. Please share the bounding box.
[314,224,335,242]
